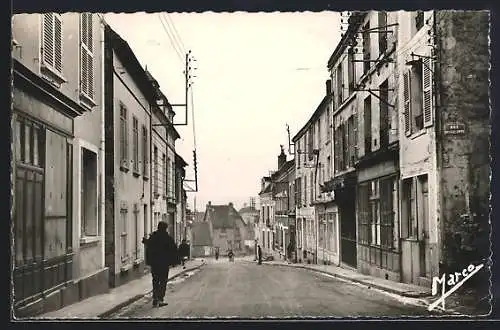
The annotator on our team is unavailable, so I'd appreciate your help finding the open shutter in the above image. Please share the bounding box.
[422,52,434,127]
[403,70,412,136]
[42,14,55,68]
[80,13,94,99]
[54,14,63,73]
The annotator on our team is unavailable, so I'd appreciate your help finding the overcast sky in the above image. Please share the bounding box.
[104,12,341,211]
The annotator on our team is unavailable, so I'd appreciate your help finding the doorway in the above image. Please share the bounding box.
[340,187,357,268]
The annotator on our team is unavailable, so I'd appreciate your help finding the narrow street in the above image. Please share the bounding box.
[110,259,432,318]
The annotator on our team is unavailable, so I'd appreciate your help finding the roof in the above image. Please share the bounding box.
[292,95,331,142]
[239,206,258,214]
[175,153,188,167]
[205,204,243,229]
[105,25,181,140]
[327,12,367,68]
[271,159,295,181]
[259,182,274,195]
[191,222,212,246]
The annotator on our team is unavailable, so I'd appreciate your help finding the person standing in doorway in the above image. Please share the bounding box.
[257,245,262,265]
[143,221,179,307]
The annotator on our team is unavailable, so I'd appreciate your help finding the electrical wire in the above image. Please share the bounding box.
[163,13,186,56]
[157,13,184,63]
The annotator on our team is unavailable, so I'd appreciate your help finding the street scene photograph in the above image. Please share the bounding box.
[10,9,491,320]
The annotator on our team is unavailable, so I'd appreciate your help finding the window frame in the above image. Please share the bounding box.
[79,12,95,105]
[41,13,66,82]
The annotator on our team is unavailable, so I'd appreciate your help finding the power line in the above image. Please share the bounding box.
[163,13,186,55]
[157,13,184,63]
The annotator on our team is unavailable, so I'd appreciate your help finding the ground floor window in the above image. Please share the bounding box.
[358,175,399,270]
[13,114,73,305]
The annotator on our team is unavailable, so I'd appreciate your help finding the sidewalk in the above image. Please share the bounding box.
[35,259,206,319]
[258,259,490,316]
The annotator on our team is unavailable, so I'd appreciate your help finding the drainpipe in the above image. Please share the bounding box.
[98,14,106,268]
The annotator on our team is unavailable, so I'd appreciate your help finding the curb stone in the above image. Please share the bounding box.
[98,262,206,318]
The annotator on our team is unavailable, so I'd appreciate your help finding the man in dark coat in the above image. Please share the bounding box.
[143,221,179,307]
[178,239,190,269]
[257,245,262,265]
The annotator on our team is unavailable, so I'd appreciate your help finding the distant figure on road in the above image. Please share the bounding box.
[257,245,262,265]
[143,221,179,307]
[215,249,219,260]
[228,249,234,262]
[179,239,190,269]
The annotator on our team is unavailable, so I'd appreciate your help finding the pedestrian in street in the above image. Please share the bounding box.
[257,245,262,265]
[142,221,179,307]
[179,239,190,269]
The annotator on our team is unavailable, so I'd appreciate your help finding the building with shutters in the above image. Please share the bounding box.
[270,147,295,261]
[396,11,489,287]
[292,118,320,264]
[257,176,275,257]
[175,153,188,245]
[11,13,109,316]
[103,25,154,288]
[331,11,490,288]
[334,11,402,281]
[146,70,179,240]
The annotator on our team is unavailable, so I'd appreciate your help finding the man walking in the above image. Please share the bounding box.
[178,239,190,269]
[143,221,179,307]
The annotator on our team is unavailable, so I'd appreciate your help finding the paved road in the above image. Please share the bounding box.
[110,259,433,318]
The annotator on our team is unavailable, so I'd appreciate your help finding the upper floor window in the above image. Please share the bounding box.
[41,13,63,75]
[119,104,128,168]
[404,55,433,136]
[80,13,94,101]
[132,116,139,173]
[142,125,149,178]
[379,79,390,148]
[336,63,343,105]
[348,48,355,94]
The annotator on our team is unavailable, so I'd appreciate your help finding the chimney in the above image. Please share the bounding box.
[278,145,287,169]
[229,202,233,208]
[326,79,332,96]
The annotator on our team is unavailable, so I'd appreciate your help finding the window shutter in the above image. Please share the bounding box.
[403,70,412,136]
[80,13,94,99]
[54,14,63,73]
[422,53,434,127]
[352,114,358,161]
[42,14,55,68]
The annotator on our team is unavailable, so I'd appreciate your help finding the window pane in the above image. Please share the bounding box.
[33,126,39,166]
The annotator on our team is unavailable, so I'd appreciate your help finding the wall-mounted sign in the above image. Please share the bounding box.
[444,122,466,135]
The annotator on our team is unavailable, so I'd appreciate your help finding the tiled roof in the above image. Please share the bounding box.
[205,204,243,229]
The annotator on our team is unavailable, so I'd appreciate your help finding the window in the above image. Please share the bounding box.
[326,156,331,180]
[402,175,428,241]
[379,177,395,249]
[369,180,381,246]
[347,115,356,167]
[310,173,314,205]
[142,125,148,178]
[120,208,128,263]
[404,55,434,136]
[379,79,389,148]
[379,11,388,55]
[81,148,98,237]
[153,146,158,195]
[337,63,343,105]
[364,96,372,153]
[80,13,94,100]
[162,153,167,197]
[308,128,314,161]
[348,47,355,94]
[119,104,128,167]
[16,118,45,167]
[42,13,63,74]
[363,21,371,74]
[132,117,139,173]
[326,107,331,143]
